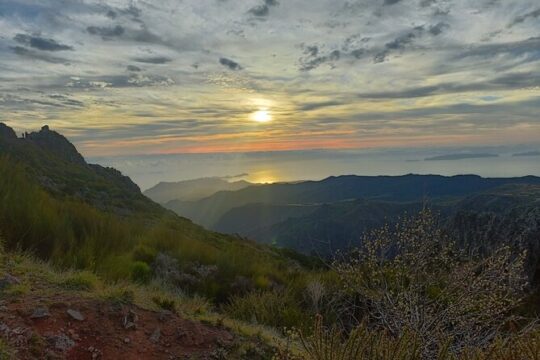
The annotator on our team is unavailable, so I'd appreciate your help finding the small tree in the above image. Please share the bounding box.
[333,209,529,357]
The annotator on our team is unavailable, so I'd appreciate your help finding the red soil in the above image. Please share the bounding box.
[0,295,233,359]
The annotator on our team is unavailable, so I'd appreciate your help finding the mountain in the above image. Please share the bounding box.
[0,123,313,302]
[144,177,252,203]
[166,174,540,229]
[0,124,162,216]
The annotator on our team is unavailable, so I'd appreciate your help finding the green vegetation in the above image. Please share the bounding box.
[291,316,540,360]
[0,156,312,304]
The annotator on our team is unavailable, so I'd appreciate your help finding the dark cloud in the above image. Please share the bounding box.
[13,34,73,51]
[508,8,540,28]
[87,25,125,38]
[219,57,242,70]
[419,0,437,7]
[10,46,70,64]
[356,71,540,99]
[299,100,345,111]
[48,94,84,107]
[248,5,269,17]
[455,37,540,60]
[248,0,279,17]
[383,0,403,5]
[428,22,449,36]
[127,65,142,72]
[299,45,341,71]
[133,56,172,64]
[373,25,439,63]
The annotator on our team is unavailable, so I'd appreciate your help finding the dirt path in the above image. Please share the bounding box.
[0,294,233,359]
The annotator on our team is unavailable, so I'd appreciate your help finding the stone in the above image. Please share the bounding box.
[30,307,50,319]
[67,309,85,321]
[123,309,138,330]
[48,334,75,352]
[0,274,21,290]
[150,327,161,343]
[158,310,173,323]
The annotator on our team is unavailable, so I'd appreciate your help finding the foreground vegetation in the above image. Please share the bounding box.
[0,156,321,304]
[1,130,539,358]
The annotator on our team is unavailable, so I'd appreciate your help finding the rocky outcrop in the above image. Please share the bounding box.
[26,125,86,165]
[0,123,17,140]
[0,123,164,216]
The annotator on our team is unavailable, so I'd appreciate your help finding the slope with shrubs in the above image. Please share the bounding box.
[0,124,320,305]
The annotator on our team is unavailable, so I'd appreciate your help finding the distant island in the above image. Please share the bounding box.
[512,151,540,157]
[425,153,499,161]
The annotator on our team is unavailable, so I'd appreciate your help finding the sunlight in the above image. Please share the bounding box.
[250,170,278,184]
[251,109,272,123]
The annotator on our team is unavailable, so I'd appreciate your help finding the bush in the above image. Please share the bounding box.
[132,244,157,264]
[295,317,540,360]
[226,289,310,331]
[131,261,152,284]
[61,271,99,290]
[152,296,176,312]
[332,210,530,357]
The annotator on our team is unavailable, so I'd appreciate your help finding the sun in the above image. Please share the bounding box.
[251,109,272,123]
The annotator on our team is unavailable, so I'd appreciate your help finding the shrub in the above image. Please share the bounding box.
[226,289,310,331]
[132,244,157,264]
[131,261,152,284]
[61,271,99,290]
[332,210,530,357]
[152,296,176,312]
[296,318,540,360]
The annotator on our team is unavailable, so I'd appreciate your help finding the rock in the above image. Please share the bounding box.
[0,123,17,140]
[150,327,161,343]
[158,310,173,323]
[124,337,131,344]
[67,309,85,321]
[0,274,21,290]
[30,307,50,319]
[48,334,75,352]
[4,274,21,285]
[123,309,138,330]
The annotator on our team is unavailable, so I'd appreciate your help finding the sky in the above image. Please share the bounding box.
[0,0,539,159]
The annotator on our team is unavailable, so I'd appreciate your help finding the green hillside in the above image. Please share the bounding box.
[0,124,317,304]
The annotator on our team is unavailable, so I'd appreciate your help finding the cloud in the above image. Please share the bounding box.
[219,57,243,70]
[374,26,425,63]
[428,22,449,36]
[87,25,125,38]
[355,71,540,99]
[455,37,540,60]
[299,100,344,111]
[383,0,403,5]
[298,45,341,71]
[133,56,172,64]
[10,46,70,64]
[13,34,73,51]
[127,65,142,72]
[508,8,540,28]
[248,0,279,17]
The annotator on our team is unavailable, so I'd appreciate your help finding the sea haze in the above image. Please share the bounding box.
[89,145,540,190]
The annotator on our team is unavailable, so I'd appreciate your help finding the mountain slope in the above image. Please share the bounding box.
[0,123,312,302]
[144,177,252,203]
[0,124,162,216]
[166,174,540,229]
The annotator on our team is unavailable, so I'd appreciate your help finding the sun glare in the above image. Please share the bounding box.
[251,109,272,123]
